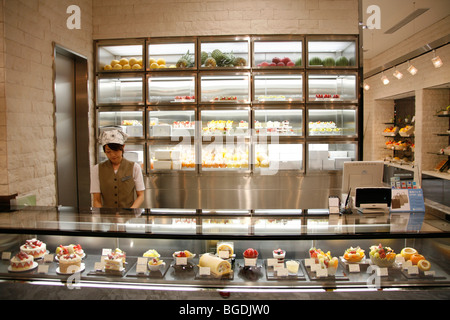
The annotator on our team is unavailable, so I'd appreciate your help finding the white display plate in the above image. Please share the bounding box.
[8,262,38,273]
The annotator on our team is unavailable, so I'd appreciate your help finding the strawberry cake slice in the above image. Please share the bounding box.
[20,239,47,259]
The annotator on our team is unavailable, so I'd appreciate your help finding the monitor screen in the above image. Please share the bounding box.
[342,161,384,196]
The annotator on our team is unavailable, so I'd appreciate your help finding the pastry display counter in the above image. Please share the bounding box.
[0,206,449,299]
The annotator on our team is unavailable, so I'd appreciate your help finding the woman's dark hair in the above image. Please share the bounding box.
[103,143,124,152]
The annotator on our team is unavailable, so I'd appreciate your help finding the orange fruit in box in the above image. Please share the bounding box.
[410,253,425,265]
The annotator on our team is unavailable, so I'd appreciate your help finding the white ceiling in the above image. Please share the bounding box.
[361,0,450,60]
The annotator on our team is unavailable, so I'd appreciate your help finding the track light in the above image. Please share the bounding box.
[431,50,443,68]
[381,73,389,85]
[393,69,403,79]
[407,61,418,75]
[363,82,370,91]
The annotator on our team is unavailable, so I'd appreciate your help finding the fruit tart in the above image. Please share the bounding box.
[309,247,338,275]
[243,248,258,259]
[173,250,195,260]
[369,244,396,267]
[343,246,365,263]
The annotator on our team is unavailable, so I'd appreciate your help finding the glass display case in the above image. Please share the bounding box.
[147,73,196,105]
[255,143,303,172]
[199,37,250,69]
[149,143,195,171]
[148,110,196,138]
[254,109,303,136]
[98,109,145,138]
[253,73,303,103]
[201,142,249,171]
[97,74,144,105]
[98,143,145,170]
[148,40,196,70]
[199,73,250,103]
[307,38,357,67]
[308,142,357,171]
[0,206,449,300]
[96,40,144,72]
[307,73,357,103]
[308,108,357,137]
[200,109,250,137]
[252,38,303,68]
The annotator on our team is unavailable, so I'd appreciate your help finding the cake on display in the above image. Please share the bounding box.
[104,248,126,272]
[20,239,47,259]
[199,253,232,277]
[58,253,82,274]
[148,257,165,272]
[9,252,35,272]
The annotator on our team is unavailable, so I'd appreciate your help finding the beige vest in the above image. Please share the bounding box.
[98,158,135,208]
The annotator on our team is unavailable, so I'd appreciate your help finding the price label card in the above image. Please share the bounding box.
[349,264,360,273]
[44,254,54,263]
[407,266,419,275]
[316,268,328,278]
[176,257,187,266]
[101,256,107,263]
[424,270,435,277]
[137,257,148,265]
[267,258,278,267]
[199,267,210,276]
[310,264,321,272]
[1,252,11,260]
[402,260,412,270]
[37,264,49,274]
[377,267,388,277]
[102,248,112,256]
[136,264,147,274]
[276,268,288,277]
[218,251,229,259]
[244,258,257,267]
[395,255,405,264]
[304,258,315,267]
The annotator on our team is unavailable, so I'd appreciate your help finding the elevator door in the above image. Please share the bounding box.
[55,53,78,207]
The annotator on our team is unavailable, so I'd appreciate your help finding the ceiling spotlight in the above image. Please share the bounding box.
[363,82,370,91]
[381,73,389,85]
[393,69,403,79]
[431,50,443,68]
[407,61,418,75]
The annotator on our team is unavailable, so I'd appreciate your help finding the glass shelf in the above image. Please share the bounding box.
[149,110,196,138]
[147,74,196,105]
[97,74,144,105]
[307,73,357,103]
[199,39,249,69]
[97,43,144,72]
[255,143,303,171]
[148,41,196,70]
[150,144,195,171]
[308,142,357,171]
[201,142,249,171]
[253,40,303,68]
[307,40,356,67]
[253,73,303,103]
[254,109,303,136]
[199,73,250,103]
[98,110,144,138]
[308,109,356,137]
[200,109,250,137]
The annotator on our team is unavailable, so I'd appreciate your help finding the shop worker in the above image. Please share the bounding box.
[90,129,145,208]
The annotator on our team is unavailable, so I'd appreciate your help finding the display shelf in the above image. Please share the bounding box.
[253,73,304,103]
[148,109,196,139]
[147,73,196,105]
[252,37,303,68]
[201,141,249,171]
[307,142,357,171]
[199,37,250,69]
[254,109,303,136]
[306,38,357,68]
[98,108,145,139]
[199,72,250,104]
[97,74,144,105]
[149,143,195,171]
[307,108,357,137]
[147,38,196,70]
[254,143,304,172]
[200,109,250,138]
[96,39,145,73]
[307,72,357,103]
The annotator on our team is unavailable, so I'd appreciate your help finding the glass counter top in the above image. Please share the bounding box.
[0,206,448,240]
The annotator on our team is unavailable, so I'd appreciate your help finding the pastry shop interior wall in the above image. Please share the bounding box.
[0,1,449,211]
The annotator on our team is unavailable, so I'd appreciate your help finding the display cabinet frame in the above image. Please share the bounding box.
[146,36,198,71]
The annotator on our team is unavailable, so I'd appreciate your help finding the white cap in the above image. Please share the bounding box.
[98,129,128,146]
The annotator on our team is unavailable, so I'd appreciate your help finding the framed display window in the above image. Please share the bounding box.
[149,110,196,139]
[199,73,250,104]
[253,73,304,103]
[96,40,145,72]
[307,73,357,103]
[308,108,357,137]
[148,39,196,70]
[147,73,196,105]
[254,109,303,136]
[97,74,144,105]
[307,39,357,68]
[199,37,250,69]
[307,142,357,171]
[253,39,303,68]
[149,143,196,171]
[98,109,145,139]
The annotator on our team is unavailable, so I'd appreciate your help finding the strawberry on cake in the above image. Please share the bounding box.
[56,244,84,259]
[10,252,35,272]
[20,239,47,259]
